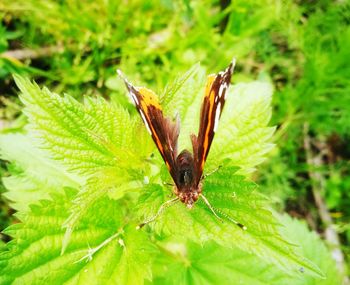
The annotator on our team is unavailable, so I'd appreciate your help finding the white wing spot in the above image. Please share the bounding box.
[213,102,221,133]
[224,85,230,100]
[218,83,227,99]
[230,58,236,73]
[139,110,152,135]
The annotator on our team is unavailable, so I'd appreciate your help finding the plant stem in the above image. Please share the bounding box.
[303,123,348,283]
[1,45,65,60]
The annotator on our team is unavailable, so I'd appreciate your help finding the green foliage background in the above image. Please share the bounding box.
[0,0,349,284]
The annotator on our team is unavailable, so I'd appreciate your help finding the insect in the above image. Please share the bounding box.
[118,59,245,229]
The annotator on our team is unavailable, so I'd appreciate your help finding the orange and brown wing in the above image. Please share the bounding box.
[191,59,236,185]
[118,70,180,183]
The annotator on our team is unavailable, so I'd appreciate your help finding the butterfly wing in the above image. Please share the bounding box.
[191,59,236,185]
[118,70,180,183]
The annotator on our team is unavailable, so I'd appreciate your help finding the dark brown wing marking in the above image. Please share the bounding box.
[118,70,180,184]
[191,59,236,185]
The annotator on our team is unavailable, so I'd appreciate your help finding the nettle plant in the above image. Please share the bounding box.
[0,65,339,284]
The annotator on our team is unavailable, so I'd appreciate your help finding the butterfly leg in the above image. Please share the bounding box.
[199,193,247,230]
[202,165,222,180]
[137,197,179,229]
[162,182,175,198]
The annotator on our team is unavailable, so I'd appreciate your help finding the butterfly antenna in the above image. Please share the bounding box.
[199,194,247,230]
[199,193,223,221]
[137,197,179,230]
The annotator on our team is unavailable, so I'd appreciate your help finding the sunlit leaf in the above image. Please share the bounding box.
[0,190,155,285]
[137,166,324,279]
[0,133,82,212]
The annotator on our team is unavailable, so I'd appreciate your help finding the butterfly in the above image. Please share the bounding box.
[118,59,244,229]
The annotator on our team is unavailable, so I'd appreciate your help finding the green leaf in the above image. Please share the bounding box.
[0,240,5,251]
[209,80,275,175]
[151,214,342,285]
[0,133,82,212]
[0,190,155,285]
[278,215,343,285]
[161,62,201,116]
[137,166,324,279]
[2,68,326,284]
[61,169,141,254]
[12,75,154,250]
[151,241,293,285]
[14,74,148,176]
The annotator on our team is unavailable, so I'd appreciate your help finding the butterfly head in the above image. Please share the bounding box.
[178,189,200,209]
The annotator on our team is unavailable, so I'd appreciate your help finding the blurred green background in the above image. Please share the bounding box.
[0,0,349,277]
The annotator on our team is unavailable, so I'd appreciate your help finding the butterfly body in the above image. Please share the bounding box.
[118,59,235,210]
[174,149,201,208]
